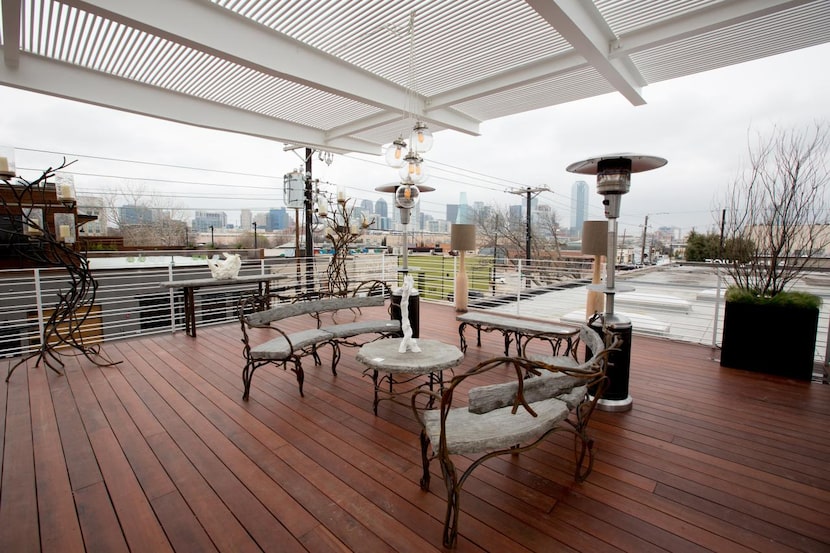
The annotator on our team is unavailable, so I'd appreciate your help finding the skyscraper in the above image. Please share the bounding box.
[374,197,388,219]
[570,180,589,237]
[456,192,471,224]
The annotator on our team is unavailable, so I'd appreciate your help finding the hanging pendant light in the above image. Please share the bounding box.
[395,178,420,209]
[384,136,408,167]
[398,150,428,184]
[409,121,433,153]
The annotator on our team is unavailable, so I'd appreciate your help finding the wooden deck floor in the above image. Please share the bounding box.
[1,301,829,552]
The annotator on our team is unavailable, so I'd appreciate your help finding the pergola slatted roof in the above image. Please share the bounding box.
[1,0,828,155]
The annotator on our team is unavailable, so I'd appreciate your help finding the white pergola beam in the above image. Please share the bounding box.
[611,0,813,55]
[527,0,646,106]
[2,0,21,69]
[0,52,379,155]
[69,0,477,135]
[429,51,586,110]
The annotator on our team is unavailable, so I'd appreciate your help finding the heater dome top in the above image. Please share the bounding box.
[566,153,667,175]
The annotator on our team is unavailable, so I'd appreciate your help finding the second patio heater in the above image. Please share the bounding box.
[566,154,667,411]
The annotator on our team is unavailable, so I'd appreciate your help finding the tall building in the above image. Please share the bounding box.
[76,196,108,236]
[240,209,252,232]
[192,211,227,232]
[374,197,388,219]
[119,204,155,225]
[267,207,290,231]
[570,180,590,238]
[456,192,471,224]
[446,204,459,225]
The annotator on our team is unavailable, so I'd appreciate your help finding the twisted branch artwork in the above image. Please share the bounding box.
[319,195,374,296]
[1,159,119,380]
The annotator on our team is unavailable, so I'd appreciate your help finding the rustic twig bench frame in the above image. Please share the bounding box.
[411,325,620,548]
[238,281,401,399]
[457,311,579,357]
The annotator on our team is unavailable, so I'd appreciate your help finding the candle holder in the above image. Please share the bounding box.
[54,212,77,244]
[55,172,76,205]
[0,145,16,179]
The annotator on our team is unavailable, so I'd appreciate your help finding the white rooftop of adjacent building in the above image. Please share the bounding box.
[2,1,829,154]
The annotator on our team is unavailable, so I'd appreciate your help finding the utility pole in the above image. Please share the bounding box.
[304,147,314,293]
[640,214,648,265]
[492,213,499,296]
[507,186,549,265]
[294,207,301,291]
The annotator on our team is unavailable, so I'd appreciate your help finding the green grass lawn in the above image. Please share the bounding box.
[395,254,495,301]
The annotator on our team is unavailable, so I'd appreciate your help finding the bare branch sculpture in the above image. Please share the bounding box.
[1,160,119,380]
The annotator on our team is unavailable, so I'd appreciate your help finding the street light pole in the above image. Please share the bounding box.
[252,221,257,250]
[210,225,214,249]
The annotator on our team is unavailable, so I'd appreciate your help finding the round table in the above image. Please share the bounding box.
[356,338,464,414]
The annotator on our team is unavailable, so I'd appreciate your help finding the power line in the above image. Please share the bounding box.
[16,147,278,179]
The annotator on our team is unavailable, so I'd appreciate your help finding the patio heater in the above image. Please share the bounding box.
[566,154,667,412]
[375,181,434,338]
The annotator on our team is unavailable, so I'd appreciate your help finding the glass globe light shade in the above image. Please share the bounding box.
[395,183,420,209]
[409,121,433,153]
[316,195,328,217]
[398,151,428,184]
[384,136,407,168]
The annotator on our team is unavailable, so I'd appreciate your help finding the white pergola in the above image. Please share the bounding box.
[1,0,828,155]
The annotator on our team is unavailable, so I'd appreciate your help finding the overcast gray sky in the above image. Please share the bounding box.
[1,41,829,239]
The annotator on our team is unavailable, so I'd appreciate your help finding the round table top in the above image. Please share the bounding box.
[356,338,464,375]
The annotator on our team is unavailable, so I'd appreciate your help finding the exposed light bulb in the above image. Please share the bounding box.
[409,121,433,153]
[395,182,420,209]
[398,150,428,184]
[384,136,408,168]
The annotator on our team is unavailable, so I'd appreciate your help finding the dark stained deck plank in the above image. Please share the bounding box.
[0,364,39,553]
[28,359,86,553]
[1,300,829,552]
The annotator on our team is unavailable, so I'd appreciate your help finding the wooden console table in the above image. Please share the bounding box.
[160,274,287,337]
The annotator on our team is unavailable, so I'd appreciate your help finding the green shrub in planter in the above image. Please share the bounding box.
[720,287,820,380]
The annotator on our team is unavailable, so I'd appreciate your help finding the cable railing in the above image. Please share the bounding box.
[1,252,827,376]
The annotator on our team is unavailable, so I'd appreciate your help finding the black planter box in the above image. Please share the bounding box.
[720,300,819,380]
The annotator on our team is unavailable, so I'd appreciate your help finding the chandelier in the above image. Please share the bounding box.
[384,11,433,204]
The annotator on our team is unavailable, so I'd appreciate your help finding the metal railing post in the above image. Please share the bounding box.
[711,262,723,357]
[168,258,176,333]
[34,268,45,342]
[516,258,523,316]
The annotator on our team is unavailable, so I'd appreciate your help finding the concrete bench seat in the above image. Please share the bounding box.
[411,325,620,548]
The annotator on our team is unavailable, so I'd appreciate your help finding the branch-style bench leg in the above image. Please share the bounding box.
[419,429,432,490]
[242,361,258,401]
[330,341,341,375]
[291,357,305,397]
[440,456,462,548]
[457,322,469,353]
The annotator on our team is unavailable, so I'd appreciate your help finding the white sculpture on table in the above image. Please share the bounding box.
[398,274,421,353]
[208,252,242,280]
